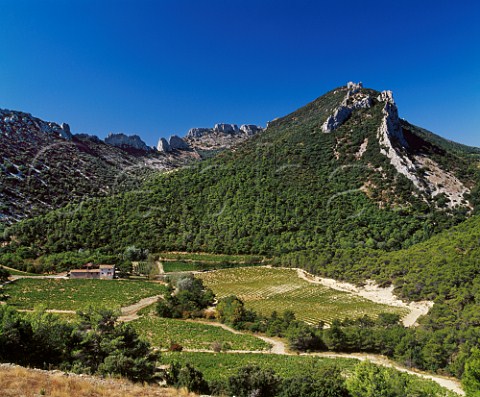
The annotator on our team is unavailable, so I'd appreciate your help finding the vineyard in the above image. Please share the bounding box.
[1,279,167,311]
[198,267,406,324]
[131,317,271,351]
[161,352,356,380]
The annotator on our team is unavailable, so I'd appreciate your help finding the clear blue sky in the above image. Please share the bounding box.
[1,0,479,147]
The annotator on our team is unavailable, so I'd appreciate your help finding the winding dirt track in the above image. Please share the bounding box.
[118,295,163,322]
[184,320,464,395]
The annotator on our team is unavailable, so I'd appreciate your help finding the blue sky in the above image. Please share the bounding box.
[0,0,479,147]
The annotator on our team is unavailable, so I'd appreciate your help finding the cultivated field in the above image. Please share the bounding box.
[1,279,167,311]
[131,317,271,351]
[162,260,259,273]
[198,267,406,324]
[162,352,356,380]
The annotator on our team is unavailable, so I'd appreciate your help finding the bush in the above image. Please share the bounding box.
[227,365,281,397]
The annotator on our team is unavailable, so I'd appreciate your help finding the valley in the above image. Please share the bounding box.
[0,272,463,395]
[2,82,480,396]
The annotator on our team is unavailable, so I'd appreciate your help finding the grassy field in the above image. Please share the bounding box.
[131,317,271,351]
[157,252,265,264]
[1,279,167,311]
[162,351,356,380]
[162,260,260,273]
[198,267,406,324]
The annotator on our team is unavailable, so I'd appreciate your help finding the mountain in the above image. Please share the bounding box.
[5,82,479,257]
[157,123,264,159]
[0,109,197,226]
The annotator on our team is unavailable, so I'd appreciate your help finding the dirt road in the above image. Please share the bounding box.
[118,295,163,322]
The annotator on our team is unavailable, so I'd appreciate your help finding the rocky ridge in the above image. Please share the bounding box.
[183,123,263,151]
[0,110,195,225]
[321,82,471,209]
[321,82,372,133]
[0,109,72,141]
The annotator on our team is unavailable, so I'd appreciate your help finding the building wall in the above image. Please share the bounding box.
[100,269,114,279]
[70,271,100,279]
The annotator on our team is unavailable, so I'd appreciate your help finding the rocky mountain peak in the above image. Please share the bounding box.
[186,123,263,139]
[104,133,151,151]
[377,90,408,148]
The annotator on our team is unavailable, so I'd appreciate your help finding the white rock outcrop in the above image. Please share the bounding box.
[187,123,263,139]
[105,133,150,151]
[214,123,240,134]
[156,137,170,152]
[187,128,211,138]
[240,124,263,136]
[322,82,372,133]
[376,90,422,189]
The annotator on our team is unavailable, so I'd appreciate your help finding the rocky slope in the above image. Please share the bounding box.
[320,83,473,208]
[0,110,196,225]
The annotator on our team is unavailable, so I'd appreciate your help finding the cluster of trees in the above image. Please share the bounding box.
[156,274,215,319]
[0,306,158,382]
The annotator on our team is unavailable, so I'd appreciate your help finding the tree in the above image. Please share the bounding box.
[324,320,347,351]
[123,246,147,261]
[175,363,209,394]
[279,365,350,397]
[70,308,158,381]
[463,347,480,397]
[346,361,405,397]
[0,266,10,282]
[27,308,74,368]
[216,295,247,327]
[117,260,132,278]
[156,275,215,319]
[286,322,324,352]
